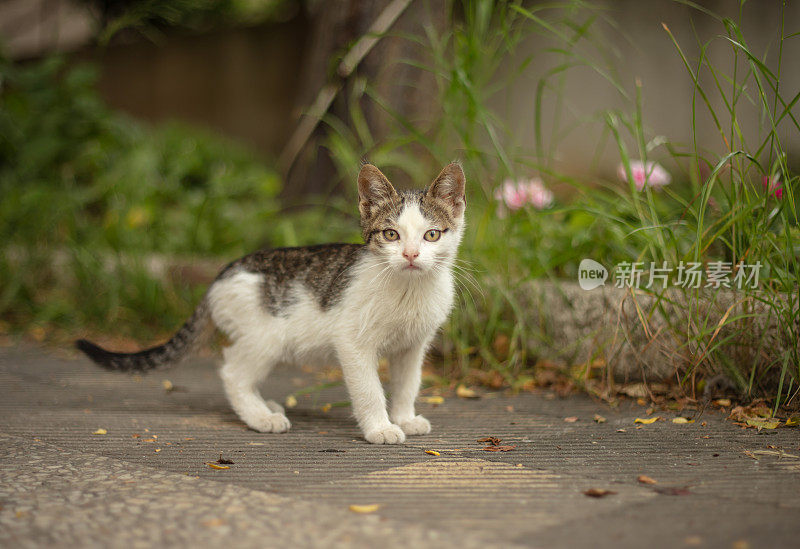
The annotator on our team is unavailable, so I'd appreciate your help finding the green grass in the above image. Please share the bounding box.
[321,0,798,404]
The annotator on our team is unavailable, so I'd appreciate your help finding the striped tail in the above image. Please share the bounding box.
[76,298,211,372]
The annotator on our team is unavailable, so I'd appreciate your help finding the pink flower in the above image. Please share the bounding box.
[526,179,555,210]
[762,175,783,199]
[617,160,671,191]
[494,178,554,216]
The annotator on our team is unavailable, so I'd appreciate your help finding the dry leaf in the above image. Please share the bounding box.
[616,428,627,433]
[92,428,107,435]
[206,462,230,470]
[637,475,657,485]
[154,448,161,453]
[593,414,607,423]
[483,445,516,452]
[421,396,444,404]
[202,518,226,528]
[478,436,502,445]
[785,417,798,427]
[672,417,694,424]
[321,403,332,413]
[456,385,479,399]
[285,395,298,408]
[634,417,660,425]
[746,418,780,430]
[564,416,579,423]
[162,379,173,391]
[713,398,731,407]
[751,450,800,459]
[425,450,440,456]
[620,383,648,398]
[349,504,380,514]
[583,488,616,498]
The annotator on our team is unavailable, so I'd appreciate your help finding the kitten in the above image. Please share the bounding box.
[76,163,466,444]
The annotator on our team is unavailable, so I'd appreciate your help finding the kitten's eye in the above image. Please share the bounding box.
[383,229,399,241]
[424,229,441,242]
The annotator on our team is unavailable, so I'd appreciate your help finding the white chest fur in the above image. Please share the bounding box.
[339,256,455,355]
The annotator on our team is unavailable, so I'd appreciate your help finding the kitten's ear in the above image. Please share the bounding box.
[428,162,466,218]
[358,164,398,218]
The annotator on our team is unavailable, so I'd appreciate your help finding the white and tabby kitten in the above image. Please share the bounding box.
[77,162,466,444]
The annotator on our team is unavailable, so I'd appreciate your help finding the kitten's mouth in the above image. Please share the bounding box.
[403,263,421,271]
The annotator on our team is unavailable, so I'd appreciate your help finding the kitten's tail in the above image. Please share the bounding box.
[75,298,212,372]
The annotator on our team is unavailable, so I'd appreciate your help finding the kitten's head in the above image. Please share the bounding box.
[358,163,466,274]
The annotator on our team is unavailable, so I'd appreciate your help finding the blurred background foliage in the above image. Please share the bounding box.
[0,0,798,403]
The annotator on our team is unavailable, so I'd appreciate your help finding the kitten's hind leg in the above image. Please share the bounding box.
[220,342,291,433]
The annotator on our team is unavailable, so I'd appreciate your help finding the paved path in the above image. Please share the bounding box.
[1,344,798,548]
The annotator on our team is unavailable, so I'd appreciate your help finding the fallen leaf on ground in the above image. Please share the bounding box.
[321,403,332,413]
[619,383,648,398]
[713,398,731,407]
[729,401,771,423]
[583,488,616,498]
[750,450,800,459]
[285,395,298,408]
[92,428,107,435]
[162,379,173,392]
[456,385,479,399]
[349,504,380,514]
[564,416,579,423]
[637,475,657,485]
[786,417,799,427]
[478,437,502,445]
[482,445,516,452]
[745,418,780,430]
[672,417,694,424]
[425,450,440,456]
[593,414,607,423]
[154,448,161,453]
[616,429,627,433]
[206,462,230,470]
[654,486,691,496]
[421,396,444,404]
[202,518,226,528]
[634,417,660,424]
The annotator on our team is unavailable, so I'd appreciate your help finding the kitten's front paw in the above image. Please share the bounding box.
[364,424,406,444]
[398,415,431,436]
[246,412,291,433]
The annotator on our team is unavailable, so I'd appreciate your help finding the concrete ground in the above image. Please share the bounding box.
[0,344,798,549]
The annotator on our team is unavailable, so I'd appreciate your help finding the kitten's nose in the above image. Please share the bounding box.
[402,249,420,262]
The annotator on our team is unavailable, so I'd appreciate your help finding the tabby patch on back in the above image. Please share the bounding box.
[76,163,467,444]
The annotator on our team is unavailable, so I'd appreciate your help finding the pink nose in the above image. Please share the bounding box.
[402,249,420,262]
